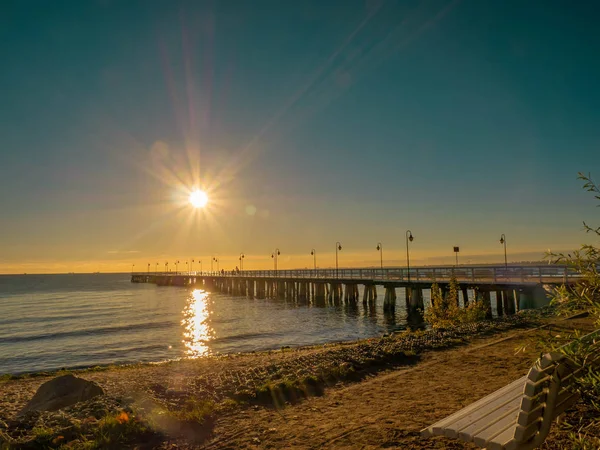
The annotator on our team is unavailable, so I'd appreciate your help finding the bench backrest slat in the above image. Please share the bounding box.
[514,328,600,445]
[517,403,544,427]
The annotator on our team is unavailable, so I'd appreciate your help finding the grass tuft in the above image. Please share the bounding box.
[174,398,216,425]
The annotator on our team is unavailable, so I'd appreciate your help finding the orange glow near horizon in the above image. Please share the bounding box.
[0,246,557,275]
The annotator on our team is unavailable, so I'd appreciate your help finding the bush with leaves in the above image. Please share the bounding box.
[541,173,600,448]
[548,173,600,324]
[424,272,488,328]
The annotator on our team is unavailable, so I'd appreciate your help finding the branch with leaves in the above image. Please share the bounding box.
[578,172,600,236]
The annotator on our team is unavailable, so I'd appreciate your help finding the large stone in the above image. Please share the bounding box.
[19,374,104,415]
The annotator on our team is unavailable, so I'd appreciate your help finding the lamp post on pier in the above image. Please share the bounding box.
[164,262,168,274]
[185,261,189,274]
[271,249,280,276]
[213,257,219,273]
[335,242,342,278]
[239,253,245,272]
[376,242,383,270]
[175,260,180,274]
[147,263,150,274]
[131,264,135,275]
[499,234,508,269]
[155,262,158,275]
[406,230,414,282]
[310,249,317,274]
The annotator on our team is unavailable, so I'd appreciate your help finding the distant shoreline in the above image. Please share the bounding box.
[0,261,564,276]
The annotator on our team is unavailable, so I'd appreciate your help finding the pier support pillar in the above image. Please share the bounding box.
[314,283,326,305]
[383,286,396,312]
[406,286,425,329]
[440,285,452,306]
[270,280,276,298]
[408,287,425,314]
[255,280,264,298]
[519,288,536,310]
[298,282,308,303]
[428,287,437,307]
[287,281,296,300]
[495,291,504,316]
[503,289,516,315]
[330,283,342,304]
[344,284,358,304]
[362,284,376,305]
[277,281,286,299]
[476,290,493,319]
[461,286,470,307]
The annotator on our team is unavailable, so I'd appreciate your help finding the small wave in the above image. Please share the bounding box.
[209,331,282,344]
[0,343,171,365]
[0,343,178,375]
[0,311,123,327]
[0,320,178,344]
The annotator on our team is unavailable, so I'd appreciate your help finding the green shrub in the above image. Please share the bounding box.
[84,411,156,449]
[543,173,600,447]
[175,398,215,425]
[424,275,488,328]
[548,173,600,324]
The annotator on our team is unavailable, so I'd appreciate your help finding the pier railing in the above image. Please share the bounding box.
[138,265,580,284]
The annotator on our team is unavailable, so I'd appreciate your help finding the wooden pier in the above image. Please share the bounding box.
[131,265,578,317]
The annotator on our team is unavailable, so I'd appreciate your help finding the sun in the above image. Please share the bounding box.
[189,189,208,208]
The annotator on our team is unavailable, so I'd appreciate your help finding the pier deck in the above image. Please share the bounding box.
[131,265,578,317]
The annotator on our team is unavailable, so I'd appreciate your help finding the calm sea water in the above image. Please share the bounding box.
[0,274,417,374]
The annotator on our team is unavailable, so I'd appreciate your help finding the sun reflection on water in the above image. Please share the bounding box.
[182,289,213,357]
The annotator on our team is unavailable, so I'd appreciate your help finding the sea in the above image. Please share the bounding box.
[0,273,420,375]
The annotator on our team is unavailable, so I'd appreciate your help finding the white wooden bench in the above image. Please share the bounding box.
[421,329,600,450]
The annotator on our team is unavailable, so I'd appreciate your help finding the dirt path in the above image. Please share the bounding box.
[206,316,595,449]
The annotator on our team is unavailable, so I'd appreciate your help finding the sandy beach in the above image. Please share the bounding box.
[1,311,597,449]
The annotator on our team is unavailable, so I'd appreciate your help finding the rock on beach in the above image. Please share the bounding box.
[18,374,104,415]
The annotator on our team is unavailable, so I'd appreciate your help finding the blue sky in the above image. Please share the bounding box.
[1,0,599,273]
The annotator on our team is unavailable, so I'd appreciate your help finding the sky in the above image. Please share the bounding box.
[1,0,599,274]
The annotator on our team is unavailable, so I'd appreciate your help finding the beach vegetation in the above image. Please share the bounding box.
[31,426,56,447]
[547,173,600,324]
[538,173,600,447]
[0,411,161,450]
[172,398,216,425]
[217,397,243,411]
[0,374,13,383]
[63,410,163,450]
[77,410,157,449]
[424,273,488,328]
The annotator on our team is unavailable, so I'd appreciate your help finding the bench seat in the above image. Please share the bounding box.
[422,329,600,450]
